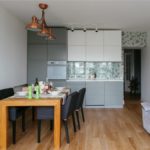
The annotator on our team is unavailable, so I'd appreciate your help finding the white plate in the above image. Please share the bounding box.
[16,91,27,96]
[51,91,60,96]
[56,87,64,90]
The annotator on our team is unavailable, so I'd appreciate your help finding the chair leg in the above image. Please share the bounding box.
[22,111,25,132]
[63,120,70,144]
[37,120,41,143]
[32,107,35,121]
[72,112,76,132]
[76,111,80,130]
[50,120,53,130]
[81,107,85,122]
[12,121,16,144]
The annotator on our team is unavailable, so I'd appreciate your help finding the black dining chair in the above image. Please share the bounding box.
[36,91,79,143]
[75,88,86,130]
[0,88,27,144]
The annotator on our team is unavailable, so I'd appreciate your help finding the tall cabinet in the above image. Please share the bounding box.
[27,31,47,83]
[27,28,68,83]
[67,30,123,108]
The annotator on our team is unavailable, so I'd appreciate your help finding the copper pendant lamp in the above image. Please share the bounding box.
[47,28,55,40]
[26,3,54,39]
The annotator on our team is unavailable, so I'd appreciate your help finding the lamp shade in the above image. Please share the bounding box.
[37,23,50,37]
[26,16,41,31]
[47,28,55,40]
[26,3,55,40]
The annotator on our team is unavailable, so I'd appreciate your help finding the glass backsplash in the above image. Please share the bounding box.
[67,62,123,80]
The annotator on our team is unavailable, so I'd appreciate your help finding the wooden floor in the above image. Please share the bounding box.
[7,97,150,150]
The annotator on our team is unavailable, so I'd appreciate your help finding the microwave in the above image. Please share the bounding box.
[47,61,67,79]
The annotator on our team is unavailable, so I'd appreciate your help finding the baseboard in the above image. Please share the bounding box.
[84,105,124,108]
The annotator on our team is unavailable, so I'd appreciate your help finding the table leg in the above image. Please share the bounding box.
[54,101,61,150]
[0,105,1,150]
[0,105,7,150]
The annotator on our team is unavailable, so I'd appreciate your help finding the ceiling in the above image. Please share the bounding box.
[1,0,150,31]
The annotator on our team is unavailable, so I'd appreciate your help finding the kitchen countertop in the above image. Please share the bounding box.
[67,79,123,82]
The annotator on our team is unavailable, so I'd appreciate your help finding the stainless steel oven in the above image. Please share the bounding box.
[47,61,67,79]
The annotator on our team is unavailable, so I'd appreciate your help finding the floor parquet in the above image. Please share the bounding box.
[7,97,150,150]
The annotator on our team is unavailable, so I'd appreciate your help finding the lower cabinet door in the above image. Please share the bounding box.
[105,82,123,107]
[85,81,105,106]
[66,81,86,106]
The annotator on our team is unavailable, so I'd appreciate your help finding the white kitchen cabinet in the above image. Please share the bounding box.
[86,30,103,45]
[68,30,122,62]
[104,30,121,46]
[68,30,85,45]
[68,45,86,61]
[86,45,103,61]
[85,30,103,61]
[103,46,122,61]
[103,30,122,61]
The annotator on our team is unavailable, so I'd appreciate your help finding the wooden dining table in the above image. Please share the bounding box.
[0,97,61,150]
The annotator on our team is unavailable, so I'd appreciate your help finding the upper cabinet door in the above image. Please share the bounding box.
[103,30,122,61]
[68,45,86,61]
[86,30,103,45]
[48,28,67,44]
[85,31,103,61]
[86,46,103,61]
[68,30,85,45]
[48,45,67,61]
[103,46,122,61]
[28,45,47,60]
[104,30,121,46]
[28,31,47,44]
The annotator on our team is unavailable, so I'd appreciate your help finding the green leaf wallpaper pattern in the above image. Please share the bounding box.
[122,32,147,48]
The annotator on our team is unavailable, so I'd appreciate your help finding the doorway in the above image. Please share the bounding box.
[124,49,141,101]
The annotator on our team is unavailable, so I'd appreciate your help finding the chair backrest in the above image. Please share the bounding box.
[0,88,14,100]
[62,91,79,120]
[77,88,86,109]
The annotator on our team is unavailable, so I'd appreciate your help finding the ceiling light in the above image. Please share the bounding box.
[26,3,54,40]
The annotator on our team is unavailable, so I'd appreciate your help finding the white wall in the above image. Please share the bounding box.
[141,32,150,102]
[0,7,27,89]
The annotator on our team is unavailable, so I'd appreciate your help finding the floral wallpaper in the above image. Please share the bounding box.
[122,32,147,48]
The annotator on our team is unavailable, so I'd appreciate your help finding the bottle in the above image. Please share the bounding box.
[94,72,97,79]
[34,78,39,94]
[28,85,32,99]
[34,78,39,86]
[49,81,53,90]
[35,85,40,99]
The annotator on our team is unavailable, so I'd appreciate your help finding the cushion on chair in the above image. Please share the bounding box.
[37,92,79,121]
[0,88,14,99]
